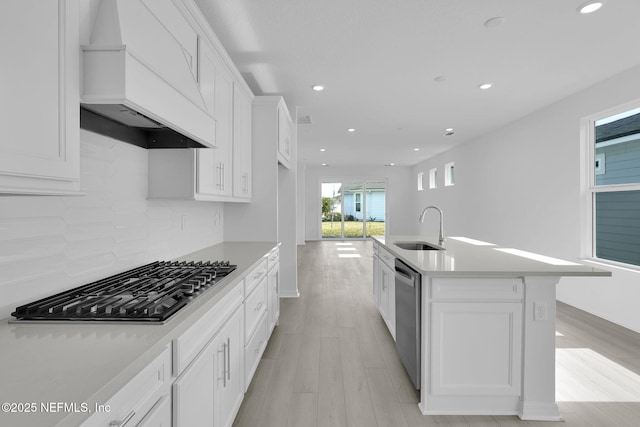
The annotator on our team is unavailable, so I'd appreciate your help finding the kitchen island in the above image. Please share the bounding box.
[372,235,611,421]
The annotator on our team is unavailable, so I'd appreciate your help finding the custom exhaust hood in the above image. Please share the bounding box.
[81,0,216,149]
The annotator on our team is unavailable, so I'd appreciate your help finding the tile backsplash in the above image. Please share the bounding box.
[0,130,224,319]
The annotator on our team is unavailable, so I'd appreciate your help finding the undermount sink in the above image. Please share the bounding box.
[394,241,444,251]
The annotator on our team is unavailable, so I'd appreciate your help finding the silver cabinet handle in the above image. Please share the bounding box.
[216,164,222,189]
[226,337,231,381]
[218,343,227,387]
[109,410,135,427]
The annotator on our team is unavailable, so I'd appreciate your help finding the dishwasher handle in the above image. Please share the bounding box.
[395,269,415,287]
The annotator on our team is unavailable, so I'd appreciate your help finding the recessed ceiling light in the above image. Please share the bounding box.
[444,128,455,136]
[321,163,329,166]
[385,163,396,167]
[319,148,326,152]
[413,148,420,151]
[479,83,493,90]
[577,1,604,14]
[347,128,356,132]
[312,85,325,91]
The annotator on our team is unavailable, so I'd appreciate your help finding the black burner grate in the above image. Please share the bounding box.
[12,261,236,322]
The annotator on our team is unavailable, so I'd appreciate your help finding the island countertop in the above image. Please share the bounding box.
[372,235,611,278]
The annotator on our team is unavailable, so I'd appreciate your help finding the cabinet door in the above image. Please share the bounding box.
[380,262,396,340]
[214,307,244,427]
[372,254,381,306]
[233,84,252,199]
[430,302,523,396]
[0,0,80,195]
[137,393,172,427]
[267,262,280,333]
[173,343,215,426]
[196,54,233,198]
[215,68,234,196]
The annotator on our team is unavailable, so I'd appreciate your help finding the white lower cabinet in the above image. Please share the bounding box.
[372,243,396,340]
[174,304,244,427]
[81,347,172,427]
[81,247,280,427]
[428,278,523,398]
[137,393,172,427]
[430,301,523,396]
[173,337,215,426]
[243,278,267,391]
[266,248,280,333]
[213,307,245,427]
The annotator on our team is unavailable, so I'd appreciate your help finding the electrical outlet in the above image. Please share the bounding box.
[534,302,547,321]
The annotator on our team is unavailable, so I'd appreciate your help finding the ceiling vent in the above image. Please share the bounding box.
[297,115,313,125]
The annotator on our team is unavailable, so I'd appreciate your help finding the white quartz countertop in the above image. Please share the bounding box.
[373,235,611,277]
[0,241,277,427]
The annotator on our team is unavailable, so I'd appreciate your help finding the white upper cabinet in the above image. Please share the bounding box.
[233,84,253,200]
[147,1,254,202]
[0,0,80,195]
[277,102,293,169]
[148,61,244,202]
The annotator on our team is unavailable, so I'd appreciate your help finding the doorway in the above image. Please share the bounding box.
[321,180,386,239]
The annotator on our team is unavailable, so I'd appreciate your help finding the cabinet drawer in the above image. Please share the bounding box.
[245,259,267,295]
[137,393,171,427]
[173,281,244,375]
[83,347,171,427]
[245,280,267,342]
[267,247,279,271]
[431,278,523,301]
[245,312,267,391]
[378,246,395,269]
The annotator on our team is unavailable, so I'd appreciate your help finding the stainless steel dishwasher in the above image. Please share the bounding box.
[395,258,421,389]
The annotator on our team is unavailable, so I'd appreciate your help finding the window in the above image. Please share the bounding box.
[586,106,640,267]
[417,172,424,191]
[444,162,455,186]
[429,168,437,189]
[355,193,361,212]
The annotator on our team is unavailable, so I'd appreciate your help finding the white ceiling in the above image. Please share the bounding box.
[195,0,640,167]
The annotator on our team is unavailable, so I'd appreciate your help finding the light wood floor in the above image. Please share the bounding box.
[233,240,640,427]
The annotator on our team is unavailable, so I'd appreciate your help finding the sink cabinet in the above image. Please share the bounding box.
[0,0,80,195]
[371,236,582,420]
[372,242,396,340]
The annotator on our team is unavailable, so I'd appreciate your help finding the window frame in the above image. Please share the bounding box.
[581,100,640,270]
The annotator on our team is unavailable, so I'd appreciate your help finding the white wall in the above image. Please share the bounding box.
[303,164,414,241]
[0,131,224,319]
[411,64,640,333]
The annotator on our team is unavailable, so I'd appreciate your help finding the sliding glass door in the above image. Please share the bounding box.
[321,180,386,239]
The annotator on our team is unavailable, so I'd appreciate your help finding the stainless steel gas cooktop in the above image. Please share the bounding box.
[11,260,236,323]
